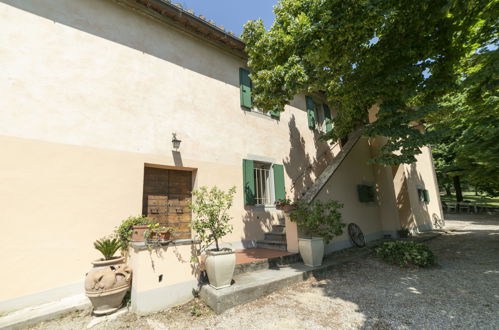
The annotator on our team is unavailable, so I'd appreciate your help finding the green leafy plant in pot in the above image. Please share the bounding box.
[115,216,153,253]
[290,200,345,267]
[190,186,236,289]
[92,236,124,268]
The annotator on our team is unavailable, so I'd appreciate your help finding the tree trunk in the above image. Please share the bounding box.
[444,184,452,196]
[453,176,463,202]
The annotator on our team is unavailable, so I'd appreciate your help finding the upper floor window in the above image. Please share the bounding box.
[305,95,333,134]
[239,68,280,119]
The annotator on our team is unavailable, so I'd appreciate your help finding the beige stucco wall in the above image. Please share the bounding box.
[313,138,385,251]
[0,0,442,310]
[0,0,331,306]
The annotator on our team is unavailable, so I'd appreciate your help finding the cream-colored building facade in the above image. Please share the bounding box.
[0,0,443,313]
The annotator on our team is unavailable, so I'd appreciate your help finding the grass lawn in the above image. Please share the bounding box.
[440,191,499,206]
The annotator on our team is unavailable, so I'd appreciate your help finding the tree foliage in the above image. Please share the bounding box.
[242,0,498,165]
[190,186,236,251]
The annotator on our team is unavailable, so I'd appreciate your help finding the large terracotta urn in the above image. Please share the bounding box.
[85,263,132,315]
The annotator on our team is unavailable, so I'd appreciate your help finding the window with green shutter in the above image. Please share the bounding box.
[269,108,281,119]
[357,184,375,203]
[323,104,333,133]
[242,159,255,205]
[305,95,316,129]
[273,164,285,201]
[423,189,430,203]
[239,68,252,108]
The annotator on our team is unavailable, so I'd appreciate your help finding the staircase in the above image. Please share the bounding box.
[256,224,287,251]
[301,129,362,203]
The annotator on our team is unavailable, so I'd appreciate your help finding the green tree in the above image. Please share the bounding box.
[242,0,498,165]
[190,186,236,251]
[429,44,499,197]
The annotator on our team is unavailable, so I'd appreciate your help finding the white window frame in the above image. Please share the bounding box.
[253,161,275,206]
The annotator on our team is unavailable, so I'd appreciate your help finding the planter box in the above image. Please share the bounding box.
[298,237,324,267]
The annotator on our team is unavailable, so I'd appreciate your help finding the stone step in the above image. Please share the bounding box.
[264,232,286,241]
[199,248,372,314]
[271,225,286,233]
[256,240,288,251]
[233,253,301,277]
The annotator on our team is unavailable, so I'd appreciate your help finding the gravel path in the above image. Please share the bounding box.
[29,214,499,329]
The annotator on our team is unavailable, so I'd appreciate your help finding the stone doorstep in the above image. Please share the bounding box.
[199,249,373,314]
[0,294,90,330]
[233,253,301,277]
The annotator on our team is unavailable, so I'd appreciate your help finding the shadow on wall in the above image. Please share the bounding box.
[241,207,279,245]
[394,163,432,231]
[2,0,240,88]
[283,115,333,201]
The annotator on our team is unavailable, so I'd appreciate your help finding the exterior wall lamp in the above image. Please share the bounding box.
[172,133,181,150]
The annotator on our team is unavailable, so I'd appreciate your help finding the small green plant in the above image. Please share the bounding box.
[289,200,345,243]
[398,226,411,238]
[190,186,236,253]
[115,215,152,251]
[144,223,176,241]
[94,236,121,260]
[376,241,436,267]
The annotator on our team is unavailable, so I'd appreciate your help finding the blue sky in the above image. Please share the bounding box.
[177,0,278,36]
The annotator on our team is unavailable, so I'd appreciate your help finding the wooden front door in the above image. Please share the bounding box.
[142,167,192,239]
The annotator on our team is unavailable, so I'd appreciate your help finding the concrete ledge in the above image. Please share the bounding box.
[0,294,89,330]
[199,248,372,314]
[130,239,200,250]
[131,280,198,315]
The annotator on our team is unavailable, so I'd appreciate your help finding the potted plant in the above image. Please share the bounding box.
[85,235,132,315]
[92,236,124,268]
[190,186,236,289]
[275,198,296,212]
[144,223,176,243]
[290,200,345,267]
[115,216,152,251]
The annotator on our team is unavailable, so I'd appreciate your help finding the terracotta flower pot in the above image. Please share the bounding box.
[280,205,296,213]
[85,264,132,315]
[131,225,149,242]
[91,256,125,269]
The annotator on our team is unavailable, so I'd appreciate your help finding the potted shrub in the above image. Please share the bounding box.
[144,223,176,244]
[275,198,296,212]
[290,200,345,267]
[115,216,152,252]
[190,186,236,289]
[85,236,132,315]
[92,236,124,268]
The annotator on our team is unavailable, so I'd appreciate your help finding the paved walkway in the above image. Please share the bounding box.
[28,214,499,329]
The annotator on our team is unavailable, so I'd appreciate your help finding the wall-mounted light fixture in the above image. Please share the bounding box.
[172,133,181,150]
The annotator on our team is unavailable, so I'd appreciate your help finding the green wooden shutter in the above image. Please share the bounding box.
[357,185,374,203]
[423,189,430,203]
[305,96,315,129]
[273,164,285,201]
[323,104,333,133]
[239,68,252,108]
[269,108,281,119]
[242,159,255,205]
